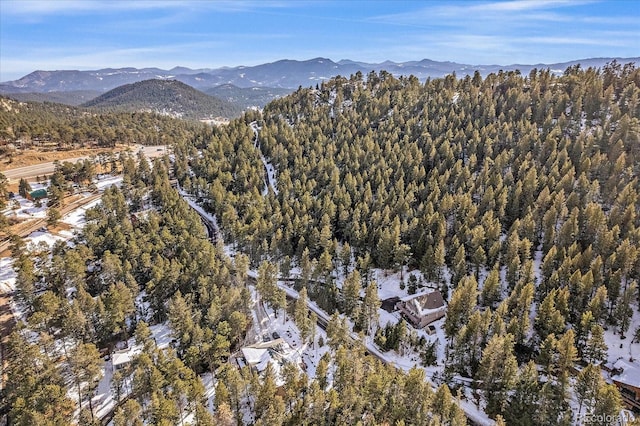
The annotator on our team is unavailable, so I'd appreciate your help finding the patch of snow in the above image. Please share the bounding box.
[149,322,173,350]
[61,198,102,227]
[249,121,279,195]
[373,268,430,300]
[604,307,640,364]
[94,175,123,191]
[459,400,495,426]
[8,195,48,219]
[25,230,64,248]
[0,257,16,293]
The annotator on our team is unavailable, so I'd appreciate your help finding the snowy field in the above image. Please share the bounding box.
[4,194,48,220]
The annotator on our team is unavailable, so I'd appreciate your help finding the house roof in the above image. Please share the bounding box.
[112,345,142,367]
[247,338,285,350]
[241,347,272,372]
[400,290,445,313]
[612,359,640,388]
[29,189,48,199]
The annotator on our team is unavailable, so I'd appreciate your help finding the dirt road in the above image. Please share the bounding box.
[1,145,167,182]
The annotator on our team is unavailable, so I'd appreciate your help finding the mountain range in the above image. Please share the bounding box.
[1,57,637,116]
[2,57,637,95]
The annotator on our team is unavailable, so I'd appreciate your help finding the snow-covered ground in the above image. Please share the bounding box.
[0,257,26,323]
[373,267,434,300]
[0,257,15,293]
[24,229,65,248]
[604,308,640,364]
[94,175,123,191]
[61,197,102,228]
[4,194,48,220]
[92,322,174,420]
[260,155,279,195]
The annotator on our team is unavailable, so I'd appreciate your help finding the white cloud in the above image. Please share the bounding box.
[468,0,594,12]
[2,0,173,15]
[1,0,296,16]
[367,0,596,27]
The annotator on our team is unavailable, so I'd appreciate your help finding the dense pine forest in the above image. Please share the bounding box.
[81,79,243,120]
[175,62,640,422]
[4,157,466,425]
[2,61,640,425]
[0,97,204,153]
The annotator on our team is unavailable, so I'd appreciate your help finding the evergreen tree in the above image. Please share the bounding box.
[18,178,31,198]
[339,242,352,276]
[444,275,478,340]
[68,342,103,420]
[342,269,361,317]
[257,260,279,311]
[616,281,637,338]
[255,363,278,419]
[361,280,380,335]
[575,363,601,416]
[504,361,540,426]
[477,333,518,418]
[535,288,566,341]
[480,266,501,308]
[294,287,311,341]
[326,312,350,349]
[583,324,608,365]
[592,382,623,426]
[47,207,61,227]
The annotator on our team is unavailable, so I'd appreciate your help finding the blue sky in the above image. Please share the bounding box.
[1,0,638,81]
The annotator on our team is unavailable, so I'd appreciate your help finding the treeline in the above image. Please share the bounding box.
[0,96,205,150]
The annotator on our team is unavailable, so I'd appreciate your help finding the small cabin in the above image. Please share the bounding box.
[29,189,48,200]
[111,346,142,371]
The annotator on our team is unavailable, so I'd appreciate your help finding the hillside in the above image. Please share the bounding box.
[0,96,205,154]
[172,63,640,422]
[5,90,101,106]
[82,79,242,119]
